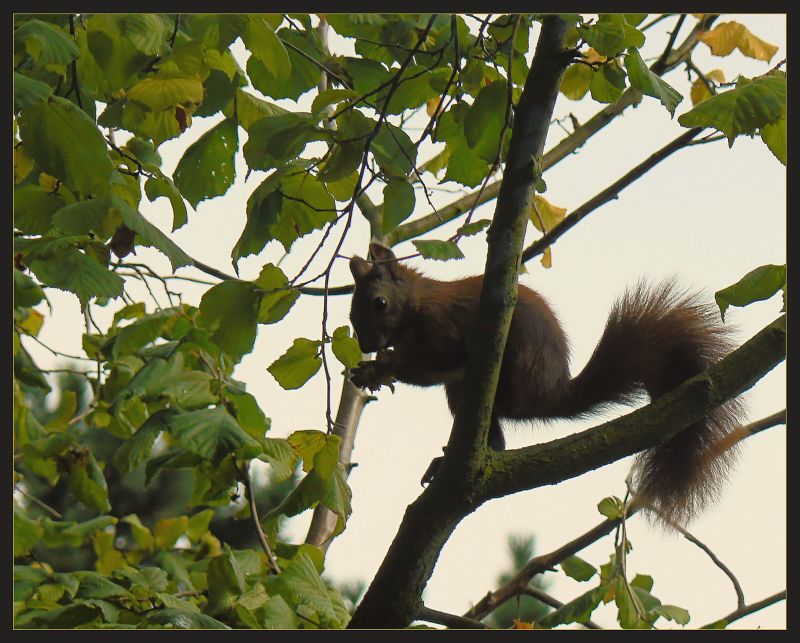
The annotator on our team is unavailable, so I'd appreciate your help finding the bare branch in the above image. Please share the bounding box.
[240,463,281,575]
[700,591,786,629]
[521,127,704,264]
[417,606,489,629]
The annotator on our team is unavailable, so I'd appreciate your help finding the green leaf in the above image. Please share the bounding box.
[206,545,246,615]
[13,269,46,309]
[382,178,416,234]
[589,62,627,104]
[14,185,67,234]
[578,14,645,58]
[464,80,507,161]
[538,583,608,628]
[233,88,287,130]
[259,438,297,482]
[456,219,491,237]
[561,555,598,582]
[173,118,239,208]
[261,595,298,629]
[760,116,786,165]
[412,239,464,261]
[226,390,269,439]
[163,371,216,409]
[145,608,230,629]
[651,604,690,625]
[273,552,342,626]
[169,407,261,462]
[68,452,111,512]
[113,410,167,475]
[624,49,683,116]
[247,28,323,101]
[14,510,44,557]
[121,514,155,551]
[268,338,323,390]
[74,571,129,599]
[597,496,624,519]
[331,326,362,370]
[13,72,54,111]
[118,14,169,56]
[372,123,416,177]
[242,16,291,82]
[234,164,337,260]
[27,245,124,307]
[19,96,113,198]
[243,112,328,171]
[715,264,786,322]
[145,174,189,231]
[114,197,194,270]
[678,71,786,145]
[288,430,328,472]
[255,264,300,325]
[127,74,204,112]
[199,280,261,357]
[14,19,79,68]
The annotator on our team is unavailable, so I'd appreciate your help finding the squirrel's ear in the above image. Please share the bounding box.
[368,243,404,280]
[349,256,371,282]
[368,243,396,263]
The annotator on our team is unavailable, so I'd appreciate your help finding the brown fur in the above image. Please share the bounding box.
[349,245,743,524]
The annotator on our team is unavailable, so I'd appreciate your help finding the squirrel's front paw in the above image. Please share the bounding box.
[350,360,396,392]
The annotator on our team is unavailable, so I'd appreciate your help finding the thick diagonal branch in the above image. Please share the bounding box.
[348,16,573,629]
[484,315,786,499]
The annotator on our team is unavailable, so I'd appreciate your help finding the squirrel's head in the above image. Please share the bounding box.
[349,243,414,353]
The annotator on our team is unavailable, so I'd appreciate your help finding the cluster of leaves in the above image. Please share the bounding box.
[528,498,690,630]
[14,266,352,627]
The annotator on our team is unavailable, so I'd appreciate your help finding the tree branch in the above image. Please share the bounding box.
[700,591,786,629]
[416,606,489,629]
[465,507,639,620]
[384,14,718,248]
[485,315,786,499]
[521,127,704,264]
[348,16,572,629]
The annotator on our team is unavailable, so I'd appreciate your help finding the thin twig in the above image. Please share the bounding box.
[240,464,281,574]
[14,484,63,519]
[521,127,704,264]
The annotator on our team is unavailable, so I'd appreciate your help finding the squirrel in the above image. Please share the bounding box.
[348,243,744,525]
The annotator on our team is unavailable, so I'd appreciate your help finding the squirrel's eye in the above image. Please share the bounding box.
[373,296,387,311]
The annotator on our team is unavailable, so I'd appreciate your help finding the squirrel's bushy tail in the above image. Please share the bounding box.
[557,280,744,524]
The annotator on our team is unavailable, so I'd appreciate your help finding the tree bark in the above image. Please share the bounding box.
[349,16,573,628]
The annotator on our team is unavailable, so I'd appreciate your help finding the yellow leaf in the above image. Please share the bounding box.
[529,196,565,269]
[513,618,534,629]
[17,309,44,337]
[699,22,779,62]
[426,97,439,117]
[154,515,189,549]
[38,172,60,192]
[93,529,126,575]
[529,194,566,233]
[583,47,607,64]
[14,145,34,183]
[689,68,725,105]
[541,247,552,269]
